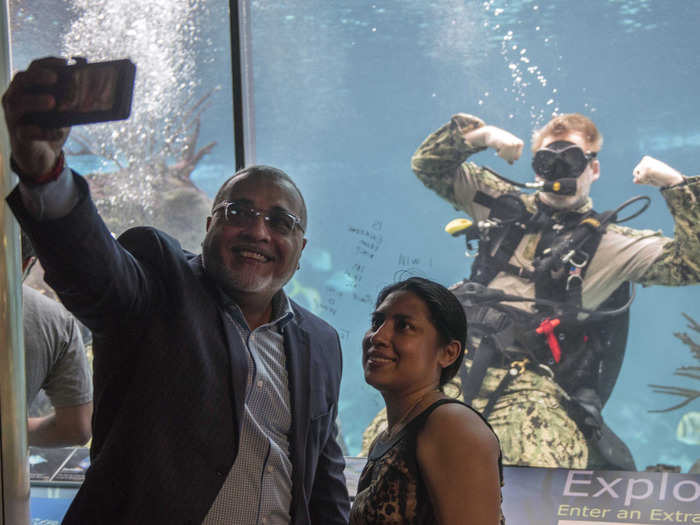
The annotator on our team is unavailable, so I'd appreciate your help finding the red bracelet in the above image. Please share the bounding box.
[11,151,66,185]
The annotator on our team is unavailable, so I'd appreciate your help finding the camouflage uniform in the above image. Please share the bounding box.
[362,114,700,468]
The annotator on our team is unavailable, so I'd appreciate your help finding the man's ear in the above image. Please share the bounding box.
[439,340,462,369]
[206,216,212,232]
[590,159,600,182]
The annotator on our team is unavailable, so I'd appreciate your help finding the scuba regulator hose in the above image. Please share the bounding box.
[482,164,653,222]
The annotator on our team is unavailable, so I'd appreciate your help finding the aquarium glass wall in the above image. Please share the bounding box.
[9,0,700,473]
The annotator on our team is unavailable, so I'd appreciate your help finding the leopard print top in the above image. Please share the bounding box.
[349,399,505,524]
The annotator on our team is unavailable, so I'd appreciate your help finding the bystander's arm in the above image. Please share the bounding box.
[23,285,93,448]
[28,401,92,447]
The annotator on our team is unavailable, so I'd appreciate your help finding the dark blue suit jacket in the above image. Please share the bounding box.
[8,174,350,524]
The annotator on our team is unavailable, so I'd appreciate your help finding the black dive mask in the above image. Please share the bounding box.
[532,140,597,181]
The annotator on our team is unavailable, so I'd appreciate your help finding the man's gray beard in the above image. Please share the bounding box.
[203,255,272,298]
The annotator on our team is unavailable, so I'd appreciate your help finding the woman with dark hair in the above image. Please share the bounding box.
[350,277,504,524]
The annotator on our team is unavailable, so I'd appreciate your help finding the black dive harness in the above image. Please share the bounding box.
[450,188,649,469]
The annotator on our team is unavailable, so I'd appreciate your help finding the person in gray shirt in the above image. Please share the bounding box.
[22,230,93,447]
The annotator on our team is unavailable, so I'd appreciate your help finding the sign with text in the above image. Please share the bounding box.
[501,467,699,524]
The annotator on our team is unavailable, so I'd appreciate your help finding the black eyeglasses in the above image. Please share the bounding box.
[212,201,305,235]
[532,141,597,181]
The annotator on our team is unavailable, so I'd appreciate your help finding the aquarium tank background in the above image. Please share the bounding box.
[9,0,699,472]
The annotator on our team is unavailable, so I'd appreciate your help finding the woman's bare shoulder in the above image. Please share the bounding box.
[418,401,500,455]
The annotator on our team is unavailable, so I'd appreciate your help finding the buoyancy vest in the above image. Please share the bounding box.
[456,191,635,468]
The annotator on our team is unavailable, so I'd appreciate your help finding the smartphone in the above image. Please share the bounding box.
[22,57,136,128]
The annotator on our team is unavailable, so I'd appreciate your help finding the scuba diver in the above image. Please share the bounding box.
[363,113,699,470]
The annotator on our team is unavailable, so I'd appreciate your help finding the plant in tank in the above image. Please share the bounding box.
[649,314,700,413]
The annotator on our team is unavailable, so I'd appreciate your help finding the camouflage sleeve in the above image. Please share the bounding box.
[410,114,517,220]
[638,176,700,286]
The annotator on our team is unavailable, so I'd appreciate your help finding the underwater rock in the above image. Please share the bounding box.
[85,162,212,254]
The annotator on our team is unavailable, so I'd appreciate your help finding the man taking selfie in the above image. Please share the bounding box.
[4,57,350,525]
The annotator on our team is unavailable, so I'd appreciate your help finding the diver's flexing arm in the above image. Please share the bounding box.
[632,155,685,187]
[634,164,700,287]
[411,114,519,219]
[462,125,524,164]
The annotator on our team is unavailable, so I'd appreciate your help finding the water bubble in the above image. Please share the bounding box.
[478,100,484,105]
[546,99,554,105]
[494,8,504,15]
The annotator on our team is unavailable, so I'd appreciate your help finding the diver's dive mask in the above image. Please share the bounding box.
[532,140,597,181]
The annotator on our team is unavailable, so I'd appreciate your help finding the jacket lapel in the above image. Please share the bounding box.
[219,308,249,437]
[190,255,248,438]
[283,313,311,515]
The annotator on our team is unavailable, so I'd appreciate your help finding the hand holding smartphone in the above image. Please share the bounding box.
[21,57,136,128]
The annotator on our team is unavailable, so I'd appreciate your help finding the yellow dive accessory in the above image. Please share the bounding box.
[444,218,473,236]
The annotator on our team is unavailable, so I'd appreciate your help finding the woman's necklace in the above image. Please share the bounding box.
[383,390,439,440]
